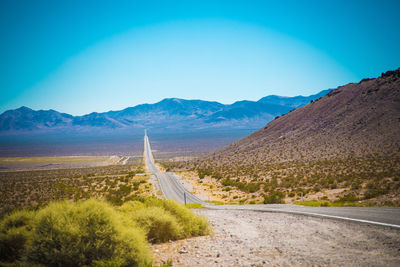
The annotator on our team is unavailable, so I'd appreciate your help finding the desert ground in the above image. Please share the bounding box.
[153,209,400,266]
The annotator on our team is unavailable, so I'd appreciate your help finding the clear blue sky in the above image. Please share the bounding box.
[1,0,399,115]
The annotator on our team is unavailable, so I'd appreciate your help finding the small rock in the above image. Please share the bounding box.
[179,250,188,254]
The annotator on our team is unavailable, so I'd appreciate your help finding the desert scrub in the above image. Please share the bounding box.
[295,200,331,207]
[127,206,183,243]
[0,209,34,262]
[12,200,151,266]
[185,203,204,209]
[189,156,400,205]
[0,163,149,217]
[263,190,285,204]
[141,198,210,238]
[0,198,210,266]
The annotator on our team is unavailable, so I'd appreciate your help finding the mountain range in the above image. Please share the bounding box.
[0,90,331,133]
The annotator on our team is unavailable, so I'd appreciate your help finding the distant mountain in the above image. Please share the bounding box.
[258,89,331,108]
[204,68,400,165]
[0,106,73,131]
[0,90,332,133]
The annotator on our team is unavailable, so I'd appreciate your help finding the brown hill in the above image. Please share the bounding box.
[207,68,400,165]
[179,69,400,206]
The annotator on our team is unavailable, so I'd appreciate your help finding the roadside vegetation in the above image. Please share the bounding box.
[0,197,210,266]
[0,162,152,217]
[160,156,400,206]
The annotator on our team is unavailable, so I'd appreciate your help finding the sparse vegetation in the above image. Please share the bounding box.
[164,156,400,206]
[185,203,203,209]
[0,163,152,217]
[157,71,400,206]
[263,190,285,204]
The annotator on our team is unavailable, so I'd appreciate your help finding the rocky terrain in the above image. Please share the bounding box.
[172,69,400,205]
[152,209,400,266]
[205,68,400,164]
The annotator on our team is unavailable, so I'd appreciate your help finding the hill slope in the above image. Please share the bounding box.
[186,69,400,206]
[208,69,400,164]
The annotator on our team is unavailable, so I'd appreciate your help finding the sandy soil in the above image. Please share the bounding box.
[0,156,120,171]
[175,171,258,204]
[152,209,400,266]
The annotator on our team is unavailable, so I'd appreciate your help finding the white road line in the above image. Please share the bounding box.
[207,205,400,229]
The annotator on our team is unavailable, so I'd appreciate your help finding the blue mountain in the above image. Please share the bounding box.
[0,90,332,133]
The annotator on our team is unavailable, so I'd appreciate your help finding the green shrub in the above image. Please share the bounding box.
[263,190,285,204]
[143,198,210,238]
[28,200,151,266]
[197,168,211,179]
[337,193,359,202]
[0,200,151,266]
[0,209,34,262]
[320,201,330,207]
[0,198,211,266]
[185,203,203,209]
[129,206,182,243]
[295,200,330,207]
[221,178,260,193]
[119,200,146,213]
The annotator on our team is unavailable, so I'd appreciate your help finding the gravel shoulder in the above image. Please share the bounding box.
[152,209,400,266]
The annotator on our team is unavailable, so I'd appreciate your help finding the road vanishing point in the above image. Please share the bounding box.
[144,133,400,229]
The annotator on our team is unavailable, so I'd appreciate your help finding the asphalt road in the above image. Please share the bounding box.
[144,133,206,205]
[144,133,400,229]
[209,204,400,228]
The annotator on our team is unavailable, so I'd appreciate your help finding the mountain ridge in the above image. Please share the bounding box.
[0,90,332,133]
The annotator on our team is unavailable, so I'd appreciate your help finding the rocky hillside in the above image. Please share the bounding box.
[207,69,400,165]
[185,69,400,206]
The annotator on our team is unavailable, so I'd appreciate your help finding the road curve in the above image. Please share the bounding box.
[208,204,400,229]
[143,133,400,229]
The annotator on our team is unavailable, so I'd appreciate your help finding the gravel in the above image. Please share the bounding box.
[152,209,400,266]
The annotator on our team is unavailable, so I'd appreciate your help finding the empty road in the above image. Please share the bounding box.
[144,132,206,205]
[144,133,400,228]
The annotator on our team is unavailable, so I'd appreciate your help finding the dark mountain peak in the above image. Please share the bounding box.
[16,106,33,112]
[358,67,400,84]
[0,106,35,116]
[381,67,400,79]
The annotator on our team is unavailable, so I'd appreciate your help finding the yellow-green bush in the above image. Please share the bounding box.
[28,200,151,266]
[0,209,34,262]
[142,198,210,237]
[0,198,210,266]
[129,206,183,243]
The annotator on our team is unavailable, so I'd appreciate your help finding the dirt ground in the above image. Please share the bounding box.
[152,209,400,266]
